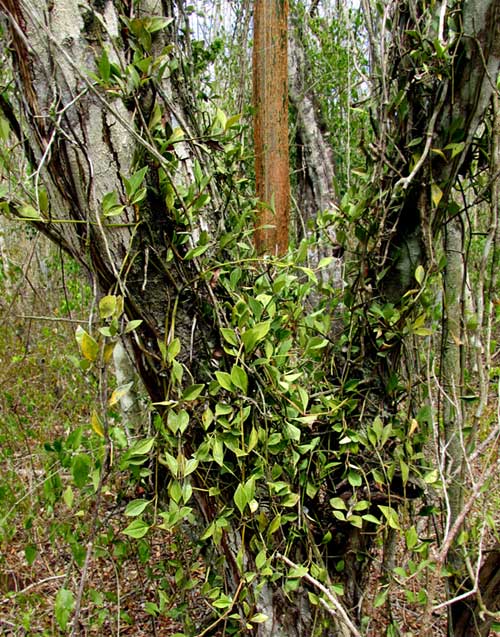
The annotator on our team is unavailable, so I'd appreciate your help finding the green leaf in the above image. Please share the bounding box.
[147,16,173,32]
[423,469,439,484]
[347,469,362,487]
[444,141,465,158]
[431,182,443,207]
[165,127,184,146]
[184,244,210,260]
[123,517,150,538]
[125,166,148,197]
[98,48,110,82]
[202,407,214,430]
[128,437,156,456]
[212,593,233,609]
[25,544,37,565]
[255,549,267,570]
[172,359,183,384]
[220,327,238,346]
[215,371,233,391]
[243,476,256,503]
[130,188,147,205]
[99,294,117,319]
[234,483,247,514]
[213,438,224,466]
[406,525,419,550]
[318,256,335,269]
[347,514,363,528]
[91,410,104,437]
[63,486,74,509]
[71,453,91,488]
[414,265,425,285]
[125,499,152,517]
[225,113,241,130]
[166,337,181,363]
[374,588,388,608]
[378,505,400,530]
[287,564,308,579]
[161,451,178,476]
[167,409,189,435]
[285,422,301,442]
[184,457,199,477]
[400,458,409,486]
[19,204,42,220]
[242,320,271,352]
[268,514,281,535]
[124,319,143,333]
[330,497,347,510]
[230,365,248,393]
[182,383,205,401]
[55,588,75,630]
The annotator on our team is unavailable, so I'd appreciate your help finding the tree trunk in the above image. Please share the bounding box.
[253,0,290,255]
[441,216,465,561]
[288,15,341,287]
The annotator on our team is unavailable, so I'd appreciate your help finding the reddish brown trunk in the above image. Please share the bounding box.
[252,0,290,255]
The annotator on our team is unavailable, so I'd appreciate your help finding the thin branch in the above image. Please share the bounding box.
[194,579,244,637]
[16,314,88,323]
[0,574,66,604]
[394,81,449,192]
[276,552,361,637]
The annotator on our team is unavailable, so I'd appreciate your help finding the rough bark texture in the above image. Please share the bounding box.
[253,0,290,255]
[451,542,500,637]
[441,217,465,525]
[288,17,341,288]
[0,0,214,403]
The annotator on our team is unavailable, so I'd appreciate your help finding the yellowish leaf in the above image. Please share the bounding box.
[91,410,104,437]
[99,295,117,319]
[103,342,115,364]
[431,147,447,161]
[81,330,99,362]
[109,381,134,406]
[431,183,443,207]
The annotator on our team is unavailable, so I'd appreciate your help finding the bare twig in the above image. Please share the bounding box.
[276,552,361,637]
[194,579,244,637]
[0,574,66,605]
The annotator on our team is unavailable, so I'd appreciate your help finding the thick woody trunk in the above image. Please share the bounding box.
[288,18,341,287]
[0,0,214,403]
[253,0,290,255]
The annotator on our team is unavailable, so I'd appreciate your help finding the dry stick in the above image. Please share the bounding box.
[194,579,244,637]
[276,553,361,637]
[0,574,66,605]
[17,314,88,323]
[421,456,500,634]
[69,444,110,637]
